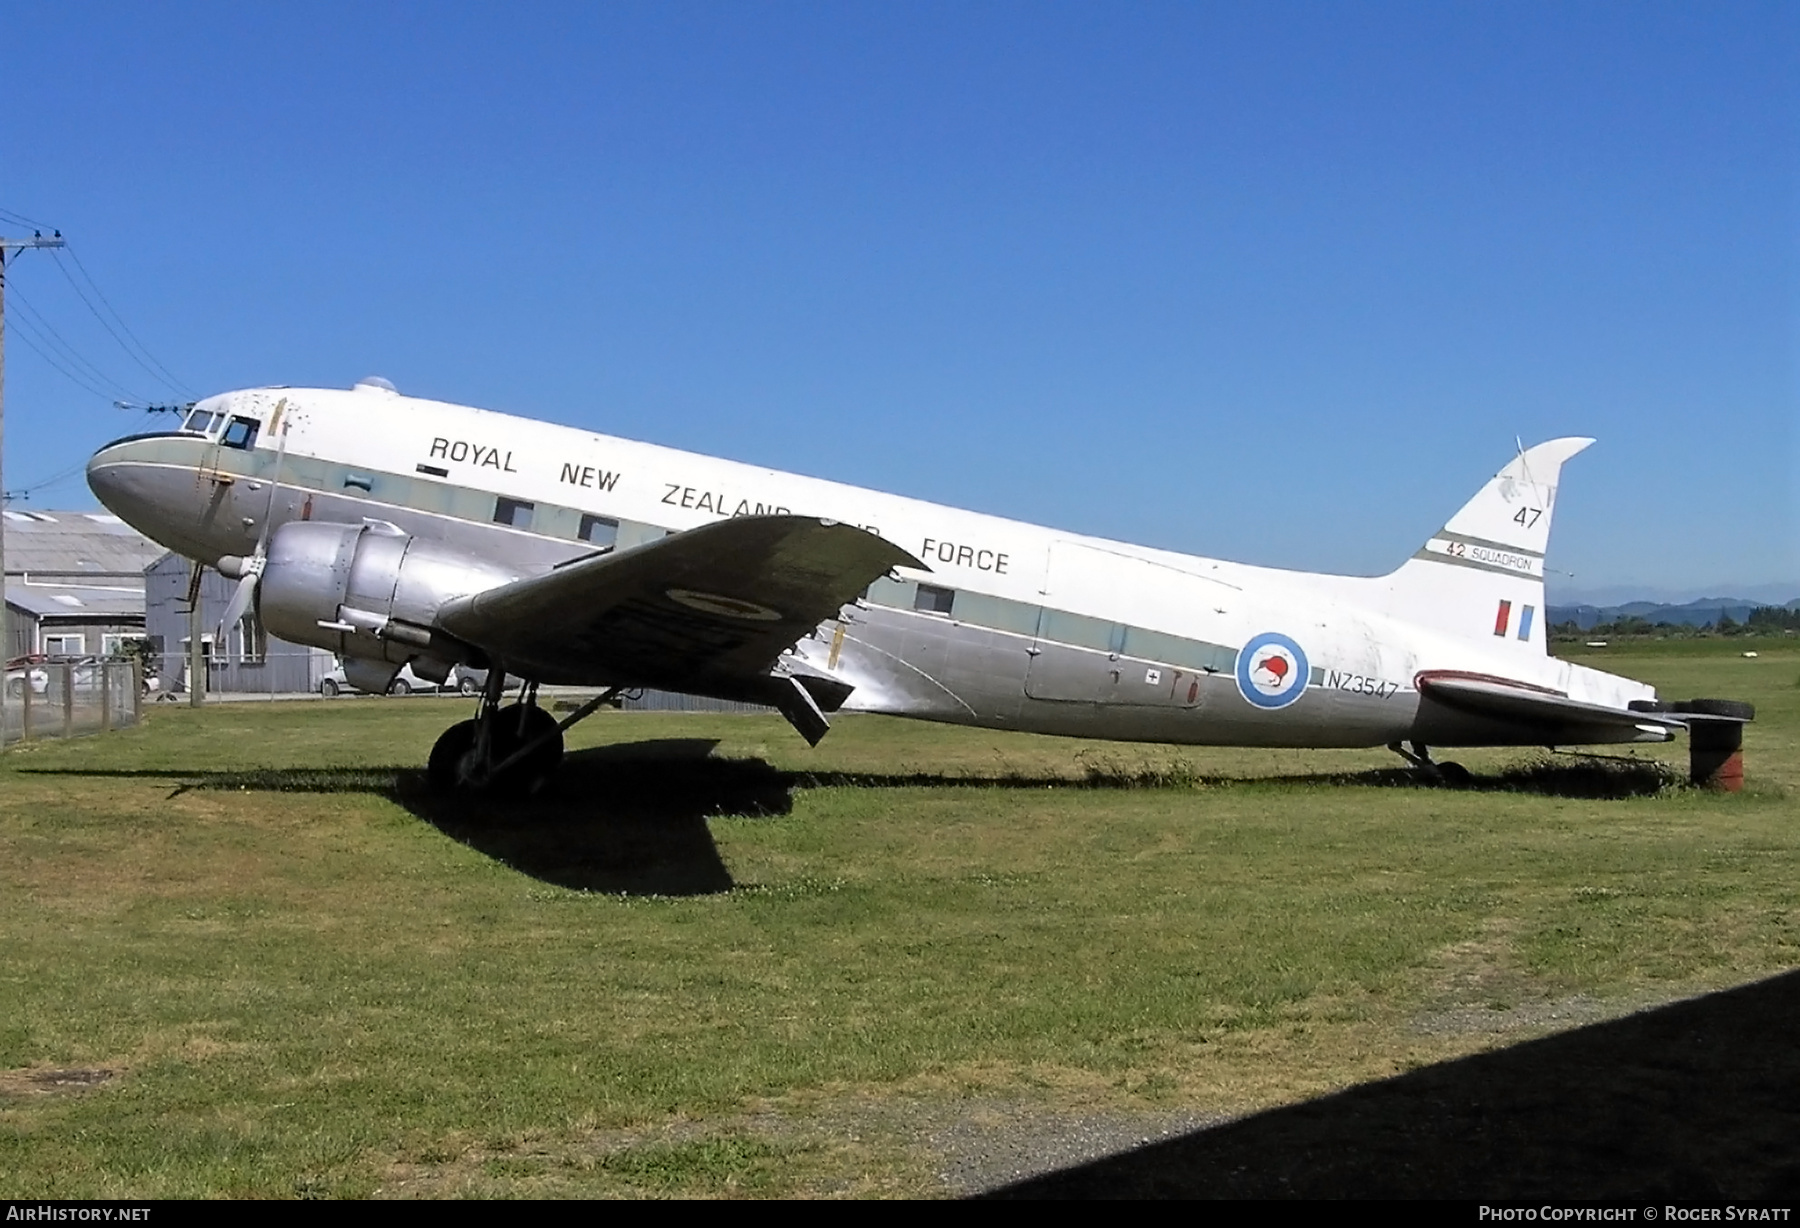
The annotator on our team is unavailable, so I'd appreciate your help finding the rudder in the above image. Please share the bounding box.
[1379,437,1593,650]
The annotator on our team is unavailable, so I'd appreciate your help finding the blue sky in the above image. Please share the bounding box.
[3,2,1794,600]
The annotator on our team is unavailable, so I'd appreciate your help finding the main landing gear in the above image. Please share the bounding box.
[427,668,622,794]
[1388,740,1474,789]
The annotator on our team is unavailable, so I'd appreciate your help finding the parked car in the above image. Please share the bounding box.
[5,654,101,698]
[319,661,441,698]
[317,661,502,697]
[5,655,48,698]
[450,666,523,697]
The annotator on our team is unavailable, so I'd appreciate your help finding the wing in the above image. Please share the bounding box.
[1414,670,1682,746]
[435,515,922,700]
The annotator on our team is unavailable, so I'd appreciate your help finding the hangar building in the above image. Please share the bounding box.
[3,509,163,660]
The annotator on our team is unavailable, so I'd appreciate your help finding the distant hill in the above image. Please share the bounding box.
[1548,582,1800,608]
[1547,597,1800,631]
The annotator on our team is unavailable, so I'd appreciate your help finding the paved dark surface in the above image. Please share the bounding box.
[985,969,1800,1200]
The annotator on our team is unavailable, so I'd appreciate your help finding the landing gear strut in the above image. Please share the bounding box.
[1388,740,1473,789]
[426,670,622,794]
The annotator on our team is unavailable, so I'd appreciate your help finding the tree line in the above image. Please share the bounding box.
[1550,605,1800,641]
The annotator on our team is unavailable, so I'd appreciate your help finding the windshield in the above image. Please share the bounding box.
[181,407,223,437]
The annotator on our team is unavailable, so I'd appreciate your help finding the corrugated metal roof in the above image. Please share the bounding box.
[6,582,144,619]
[1,511,165,577]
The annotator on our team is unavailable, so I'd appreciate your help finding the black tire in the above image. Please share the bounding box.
[389,679,412,697]
[459,676,480,696]
[319,679,340,698]
[1437,761,1475,789]
[428,720,479,792]
[1676,698,1755,721]
[490,703,564,793]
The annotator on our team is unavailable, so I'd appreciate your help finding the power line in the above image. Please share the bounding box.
[0,205,49,230]
[4,456,92,504]
[5,314,126,403]
[6,283,149,403]
[61,244,196,396]
[53,246,195,398]
[1,228,70,741]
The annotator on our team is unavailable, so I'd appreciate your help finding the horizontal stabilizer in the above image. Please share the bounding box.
[1414,670,1677,745]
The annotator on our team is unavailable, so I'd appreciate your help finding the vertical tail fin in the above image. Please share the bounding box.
[1380,437,1593,650]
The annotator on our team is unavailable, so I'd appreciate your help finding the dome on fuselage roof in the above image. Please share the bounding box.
[353,375,398,393]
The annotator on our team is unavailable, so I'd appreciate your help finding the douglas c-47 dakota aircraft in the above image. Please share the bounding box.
[87,379,1751,792]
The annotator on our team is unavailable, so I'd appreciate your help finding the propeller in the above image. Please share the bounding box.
[216,415,290,640]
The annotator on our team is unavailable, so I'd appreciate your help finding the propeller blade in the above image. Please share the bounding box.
[252,415,290,559]
[217,567,260,641]
[220,412,290,641]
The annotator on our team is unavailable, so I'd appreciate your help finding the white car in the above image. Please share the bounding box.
[6,656,99,698]
[318,662,472,698]
[5,663,48,698]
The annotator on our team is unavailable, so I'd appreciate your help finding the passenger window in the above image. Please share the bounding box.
[494,497,535,528]
[578,514,618,548]
[914,584,955,616]
[220,417,260,450]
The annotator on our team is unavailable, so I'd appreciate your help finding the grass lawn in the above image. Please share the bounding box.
[1,644,1795,1197]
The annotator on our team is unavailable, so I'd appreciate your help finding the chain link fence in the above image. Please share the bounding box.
[1,658,142,747]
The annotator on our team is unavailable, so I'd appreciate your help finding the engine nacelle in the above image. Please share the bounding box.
[256,520,521,666]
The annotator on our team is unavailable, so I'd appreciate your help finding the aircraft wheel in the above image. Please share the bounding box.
[1681,698,1755,720]
[1437,761,1474,789]
[490,703,563,793]
[428,720,479,791]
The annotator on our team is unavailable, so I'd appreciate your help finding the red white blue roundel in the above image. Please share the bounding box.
[1235,632,1310,709]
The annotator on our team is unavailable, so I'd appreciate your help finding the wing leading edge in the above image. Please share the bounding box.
[436,515,923,702]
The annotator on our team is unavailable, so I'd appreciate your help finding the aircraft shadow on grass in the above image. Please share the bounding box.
[982,967,1800,1201]
[29,745,1674,896]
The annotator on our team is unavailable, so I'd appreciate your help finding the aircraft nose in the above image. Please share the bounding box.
[86,435,227,563]
[86,438,176,542]
[85,447,124,508]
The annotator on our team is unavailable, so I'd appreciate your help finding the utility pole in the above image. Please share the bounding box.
[0,230,67,746]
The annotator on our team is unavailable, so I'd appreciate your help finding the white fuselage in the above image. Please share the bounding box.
[89,384,1657,749]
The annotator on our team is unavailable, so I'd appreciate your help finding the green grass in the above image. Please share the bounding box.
[1,644,1795,1197]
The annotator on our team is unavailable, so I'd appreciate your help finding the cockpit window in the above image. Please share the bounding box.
[220,416,260,450]
[182,409,222,436]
